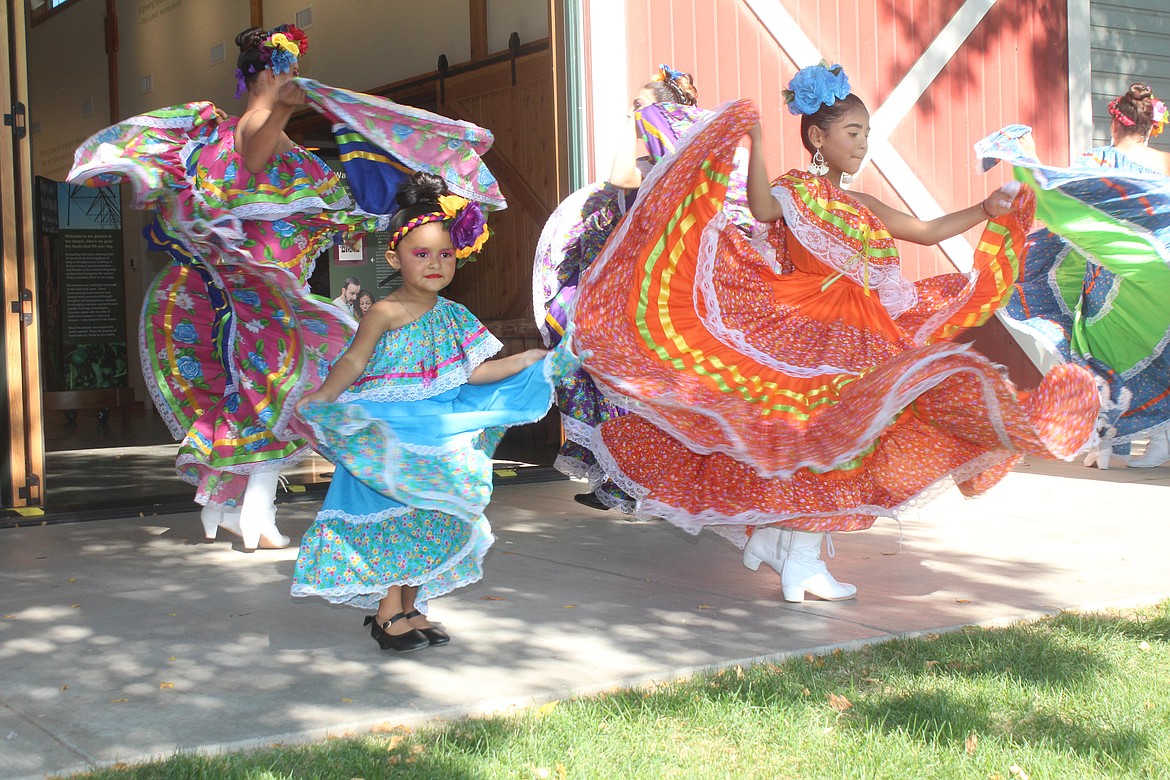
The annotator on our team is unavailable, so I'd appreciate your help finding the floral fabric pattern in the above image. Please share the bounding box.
[292,305,578,610]
[68,89,505,508]
[572,100,1100,535]
[978,127,1170,449]
[532,102,754,508]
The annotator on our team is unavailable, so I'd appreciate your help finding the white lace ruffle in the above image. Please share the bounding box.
[229,195,354,223]
[336,332,502,404]
[910,271,977,346]
[595,431,1017,538]
[593,340,1052,478]
[292,512,494,610]
[776,185,919,319]
[693,212,863,377]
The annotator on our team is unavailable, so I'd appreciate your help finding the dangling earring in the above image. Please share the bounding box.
[808,149,829,177]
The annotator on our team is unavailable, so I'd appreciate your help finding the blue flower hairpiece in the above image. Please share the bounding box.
[783,61,851,116]
[655,63,684,82]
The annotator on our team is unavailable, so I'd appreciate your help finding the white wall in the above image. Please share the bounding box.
[585,0,629,182]
[29,0,552,180]
[486,0,548,52]
[26,0,110,181]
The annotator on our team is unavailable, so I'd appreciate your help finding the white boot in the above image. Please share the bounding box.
[743,526,787,572]
[238,470,290,550]
[1129,429,1170,468]
[1083,444,1112,470]
[199,506,244,540]
[780,531,857,603]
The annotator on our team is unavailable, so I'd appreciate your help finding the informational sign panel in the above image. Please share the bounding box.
[35,179,128,391]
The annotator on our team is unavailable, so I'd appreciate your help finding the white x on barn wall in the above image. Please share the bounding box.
[745,0,1005,273]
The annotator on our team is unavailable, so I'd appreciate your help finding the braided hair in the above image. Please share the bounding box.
[1110,83,1157,138]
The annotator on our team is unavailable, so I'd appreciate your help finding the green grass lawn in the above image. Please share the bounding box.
[64,600,1170,779]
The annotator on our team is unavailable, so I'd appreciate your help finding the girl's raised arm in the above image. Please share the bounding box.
[745,123,784,223]
[236,80,306,174]
[853,184,1016,251]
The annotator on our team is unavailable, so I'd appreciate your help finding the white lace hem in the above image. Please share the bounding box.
[291,513,494,610]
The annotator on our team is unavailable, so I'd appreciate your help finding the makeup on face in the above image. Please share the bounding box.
[390,223,457,289]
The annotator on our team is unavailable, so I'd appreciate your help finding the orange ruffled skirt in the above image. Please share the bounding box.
[573,99,1099,534]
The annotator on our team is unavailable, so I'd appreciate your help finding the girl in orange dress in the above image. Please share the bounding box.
[572,63,1099,602]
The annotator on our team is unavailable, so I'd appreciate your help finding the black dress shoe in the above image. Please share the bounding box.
[573,492,610,511]
[364,613,430,652]
[403,609,450,646]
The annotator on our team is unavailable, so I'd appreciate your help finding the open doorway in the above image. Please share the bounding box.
[14,1,568,518]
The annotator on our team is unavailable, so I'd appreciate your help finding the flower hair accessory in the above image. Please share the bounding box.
[234,24,309,98]
[264,25,309,74]
[1152,97,1168,137]
[783,61,851,116]
[438,195,490,259]
[387,196,491,263]
[653,64,684,83]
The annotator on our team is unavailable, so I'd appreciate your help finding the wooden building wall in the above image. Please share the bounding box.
[439,50,557,326]
[618,0,1070,386]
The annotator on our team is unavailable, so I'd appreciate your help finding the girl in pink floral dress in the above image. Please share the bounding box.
[69,24,505,549]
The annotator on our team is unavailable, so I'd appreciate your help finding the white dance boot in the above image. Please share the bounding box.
[779,531,857,603]
[199,506,243,540]
[1083,445,1113,470]
[1129,429,1170,468]
[744,527,857,603]
[743,526,788,572]
[238,470,290,550]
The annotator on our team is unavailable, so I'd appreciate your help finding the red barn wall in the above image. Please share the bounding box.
[613,0,1070,387]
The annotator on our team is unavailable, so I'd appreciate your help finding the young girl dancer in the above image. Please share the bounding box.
[980,84,1170,469]
[534,65,751,512]
[293,172,574,651]
[572,63,1099,602]
[69,24,505,550]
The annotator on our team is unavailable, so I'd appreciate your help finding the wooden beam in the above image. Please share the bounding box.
[105,0,118,121]
[470,0,488,61]
[251,0,263,28]
[548,0,571,200]
[1,0,45,506]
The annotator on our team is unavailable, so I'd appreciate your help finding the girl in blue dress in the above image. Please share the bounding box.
[293,172,574,652]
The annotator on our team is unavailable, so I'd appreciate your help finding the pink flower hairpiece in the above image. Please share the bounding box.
[1152,98,1168,137]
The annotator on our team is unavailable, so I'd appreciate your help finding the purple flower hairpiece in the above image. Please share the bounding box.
[448,200,487,259]
[233,65,258,99]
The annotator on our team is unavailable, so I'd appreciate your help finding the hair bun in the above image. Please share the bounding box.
[1128,83,1153,103]
[235,27,266,51]
[672,73,699,106]
[396,171,448,209]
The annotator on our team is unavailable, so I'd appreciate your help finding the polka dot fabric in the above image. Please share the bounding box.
[574,99,1100,534]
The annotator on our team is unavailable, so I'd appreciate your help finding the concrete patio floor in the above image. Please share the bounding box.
[2,456,1169,779]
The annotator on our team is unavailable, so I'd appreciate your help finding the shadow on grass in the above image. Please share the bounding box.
[828,609,1166,773]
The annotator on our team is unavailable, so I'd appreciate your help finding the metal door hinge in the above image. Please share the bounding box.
[10,289,32,325]
[4,102,26,140]
[18,474,41,504]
